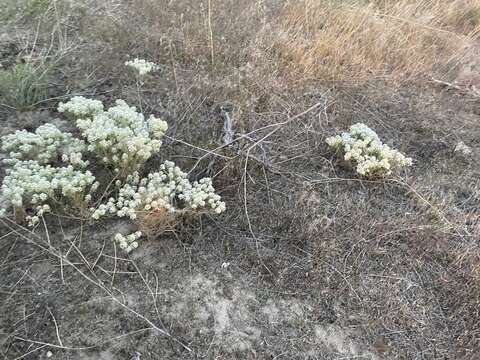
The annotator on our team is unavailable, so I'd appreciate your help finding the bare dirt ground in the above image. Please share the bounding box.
[1,1,480,359]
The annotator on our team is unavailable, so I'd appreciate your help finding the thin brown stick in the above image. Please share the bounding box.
[110,241,117,287]
[207,0,214,71]
[47,307,63,347]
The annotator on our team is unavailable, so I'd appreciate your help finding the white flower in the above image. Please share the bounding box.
[28,215,39,226]
[58,96,104,117]
[1,160,96,224]
[59,98,168,175]
[93,161,225,252]
[454,141,472,155]
[147,115,168,138]
[113,231,142,253]
[125,58,158,76]
[1,124,87,167]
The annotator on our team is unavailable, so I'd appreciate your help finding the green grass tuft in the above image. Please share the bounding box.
[0,62,51,111]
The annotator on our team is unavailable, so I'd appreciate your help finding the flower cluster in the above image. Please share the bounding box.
[326,123,412,177]
[59,98,168,176]
[91,161,225,251]
[114,231,142,253]
[1,118,97,223]
[125,58,158,76]
[2,160,98,225]
[1,123,87,167]
[58,96,104,118]
[92,161,225,220]
[182,177,227,213]
[454,141,472,156]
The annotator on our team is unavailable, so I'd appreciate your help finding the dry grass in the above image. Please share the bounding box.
[135,207,184,240]
[1,0,480,358]
[267,0,480,81]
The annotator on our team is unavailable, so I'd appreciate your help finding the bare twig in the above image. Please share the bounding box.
[207,0,214,71]
[221,110,234,146]
[47,307,63,347]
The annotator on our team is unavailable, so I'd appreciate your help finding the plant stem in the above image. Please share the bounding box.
[136,78,143,113]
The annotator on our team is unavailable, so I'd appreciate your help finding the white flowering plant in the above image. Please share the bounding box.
[114,231,143,253]
[1,123,88,168]
[1,62,226,253]
[58,97,168,177]
[326,123,412,177]
[2,160,98,225]
[124,58,159,111]
[125,58,158,76]
[58,96,104,118]
[91,161,226,252]
[0,120,96,224]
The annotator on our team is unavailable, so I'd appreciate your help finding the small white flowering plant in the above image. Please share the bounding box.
[125,58,158,76]
[114,231,143,253]
[1,123,88,167]
[1,123,95,225]
[124,58,159,111]
[326,123,412,177]
[58,97,168,177]
[2,160,98,225]
[58,96,104,118]
[91,161,226,252]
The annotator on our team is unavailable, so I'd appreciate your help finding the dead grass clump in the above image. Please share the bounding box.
[75,0,290,119]
[136,207,177,239]
[268,0,480,81]
[136,207,215,241]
